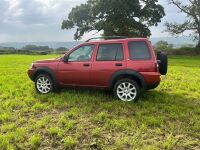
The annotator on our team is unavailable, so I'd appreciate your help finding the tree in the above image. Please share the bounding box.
[56,47,68,51]
[62,0,165,40]
[22,45,51,51]
[22,45,38,50]
[165,0,200,48]
[154,40,173,51]
[0,47,15,50]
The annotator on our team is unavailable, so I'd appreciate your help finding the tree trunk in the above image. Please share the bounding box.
[198,40,200,49]
[197,33,200,49]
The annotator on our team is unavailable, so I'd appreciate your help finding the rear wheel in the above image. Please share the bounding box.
[35,74,53,94]
[113,79,141,102]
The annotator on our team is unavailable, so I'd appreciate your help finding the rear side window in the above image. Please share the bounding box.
[128,41,151,60]
[97,43,124,61]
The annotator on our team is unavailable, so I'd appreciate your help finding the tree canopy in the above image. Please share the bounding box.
[22,45,51,51]
[154,40,173,51]
[165,0,200,48]
[62,0,165,40]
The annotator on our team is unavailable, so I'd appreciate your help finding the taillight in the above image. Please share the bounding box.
[155,61,159,72]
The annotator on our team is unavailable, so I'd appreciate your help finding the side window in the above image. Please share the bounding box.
[128,41,151,60]
[97,43,124,61]
[68,45,95,62]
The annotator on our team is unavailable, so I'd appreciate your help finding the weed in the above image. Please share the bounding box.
[94,111,109,124]
[65,107,79,119]
[48,127,63,138]
[63,136,78,149]
[92,127,102,137]
[29,134,41,148]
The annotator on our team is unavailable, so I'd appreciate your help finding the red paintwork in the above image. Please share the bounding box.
[28,38,160,88]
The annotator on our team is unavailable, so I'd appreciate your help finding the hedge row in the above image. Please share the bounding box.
[154,47,200,55]
[0,50,66,55]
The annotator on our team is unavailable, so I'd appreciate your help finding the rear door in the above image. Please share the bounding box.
[126,40,156,72]
[91,42,126,87]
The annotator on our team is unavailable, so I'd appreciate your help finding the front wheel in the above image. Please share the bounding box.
[35,74,53,94]
[113,79,141,102]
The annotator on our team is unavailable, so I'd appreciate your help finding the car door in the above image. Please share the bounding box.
[91,42,126,87]
[126,40,156,72]
[57,44,95,86]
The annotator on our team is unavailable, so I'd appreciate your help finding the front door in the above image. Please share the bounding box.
[58,44,95,86]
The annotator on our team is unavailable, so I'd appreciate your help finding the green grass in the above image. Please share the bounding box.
[0,54,200,149]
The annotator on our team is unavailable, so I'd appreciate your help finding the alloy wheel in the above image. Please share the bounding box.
[36,76,52,94]
[116,82,137,101]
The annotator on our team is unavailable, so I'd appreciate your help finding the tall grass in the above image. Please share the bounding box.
[0,55,200,149]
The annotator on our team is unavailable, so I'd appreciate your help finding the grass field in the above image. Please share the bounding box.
[0,55,200,150]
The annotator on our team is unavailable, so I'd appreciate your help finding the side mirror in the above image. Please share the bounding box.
[63,55,69,63]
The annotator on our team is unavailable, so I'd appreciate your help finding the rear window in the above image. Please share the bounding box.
[97,43,124,61]
[128,41,151,60]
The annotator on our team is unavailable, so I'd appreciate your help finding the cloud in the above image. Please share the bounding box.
[0,0,87,42]
[0,0,186,42]
[150,0,187,37]
[1,0,86,25]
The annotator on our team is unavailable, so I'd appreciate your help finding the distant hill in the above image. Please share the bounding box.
[0,37,196,49]
[0,41,83,49]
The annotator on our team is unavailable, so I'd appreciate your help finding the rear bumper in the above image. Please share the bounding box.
[146,81,160,90]
[140,72,161,90]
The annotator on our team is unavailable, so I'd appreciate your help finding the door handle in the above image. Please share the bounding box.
[83,63,90,67]
[115,63,122,66]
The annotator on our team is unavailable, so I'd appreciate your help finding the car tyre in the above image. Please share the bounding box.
[157,52,168,75]
[35,74,53,94]
[113,79,141,102]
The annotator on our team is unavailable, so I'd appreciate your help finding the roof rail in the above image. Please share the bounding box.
[85,36,128,42]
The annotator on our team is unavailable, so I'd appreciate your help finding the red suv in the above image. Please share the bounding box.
[28,37,167,101]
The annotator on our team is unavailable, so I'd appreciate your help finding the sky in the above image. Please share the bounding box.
[0,0,186,43]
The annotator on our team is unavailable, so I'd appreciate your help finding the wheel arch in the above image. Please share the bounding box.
[33,67,58,86]
[109,69,147,90]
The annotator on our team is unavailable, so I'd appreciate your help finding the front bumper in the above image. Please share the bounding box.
[27,69,35,81]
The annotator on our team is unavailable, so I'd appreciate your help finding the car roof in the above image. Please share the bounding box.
[84,38,149,44]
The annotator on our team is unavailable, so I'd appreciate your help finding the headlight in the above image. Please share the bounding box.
[30,63,36,69]
[30,63,33,68]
